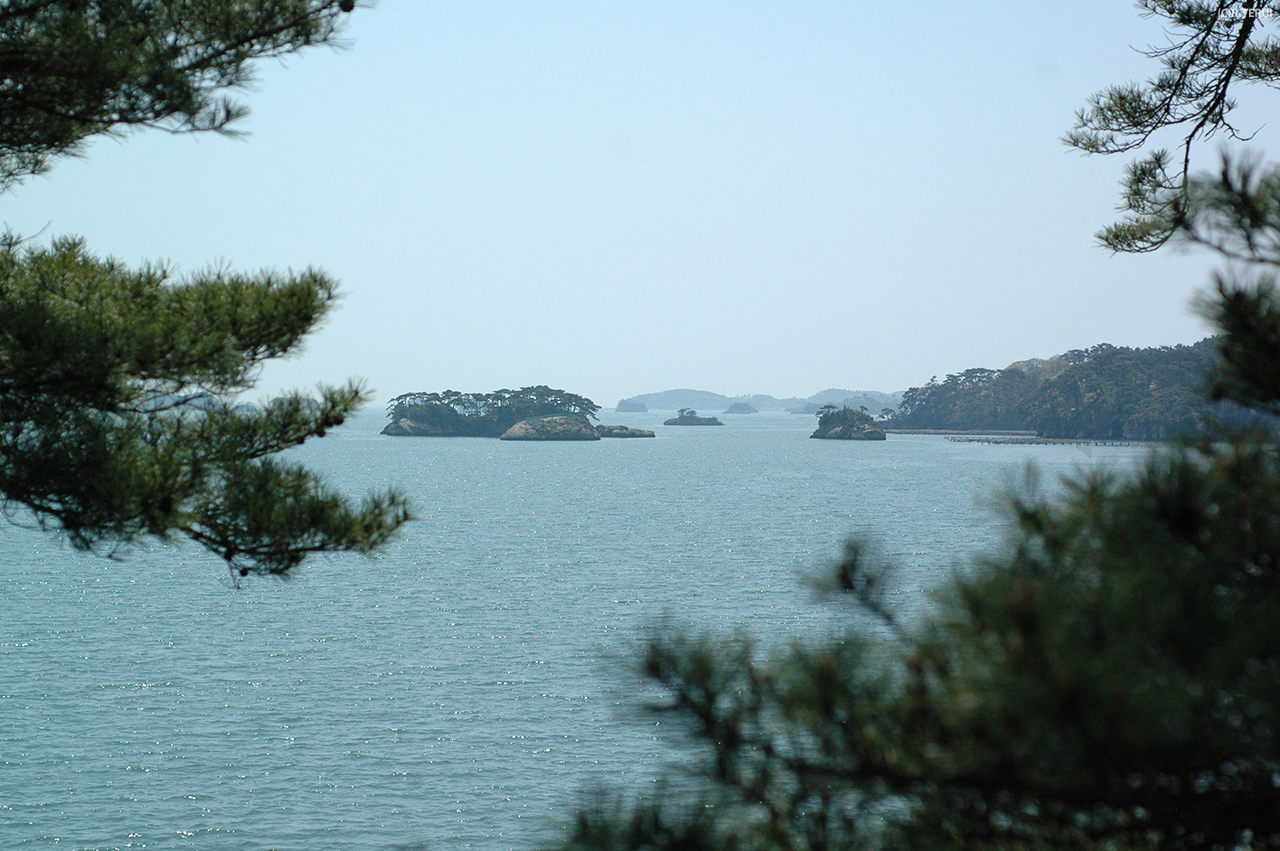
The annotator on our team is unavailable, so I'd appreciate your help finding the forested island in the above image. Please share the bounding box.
[890,338,1271,440]
[810,405,886,440]
[663,409,724,426]
[383,386,601,437]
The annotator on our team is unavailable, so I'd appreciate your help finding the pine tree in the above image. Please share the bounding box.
[0,1,411,577]
[0,0,355,189]
[555,4,1280,848]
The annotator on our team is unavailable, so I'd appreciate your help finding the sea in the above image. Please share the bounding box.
[0,409,1152,850]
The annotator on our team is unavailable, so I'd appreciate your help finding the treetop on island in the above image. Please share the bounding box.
[387,385,600,421]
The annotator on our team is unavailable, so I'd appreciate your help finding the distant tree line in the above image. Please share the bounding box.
[892,339,1268,439]
[385,386,599,437]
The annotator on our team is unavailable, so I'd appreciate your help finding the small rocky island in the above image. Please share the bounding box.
[500,414,600,440]
[724,402,758,414]
[615,399,648,413]
[595,424,655,438]
[810,405,886,440]
[664,408,724,426]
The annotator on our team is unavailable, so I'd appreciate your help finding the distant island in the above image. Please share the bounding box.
[618,388,903,414]
[724,402,758,414]
[664,408,724,426]
[810,405,886,441]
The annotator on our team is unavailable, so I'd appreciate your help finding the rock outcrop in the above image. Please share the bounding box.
[810,424,887,440]
[382,417,427,436]
[499,414,601,441]
[595,424,655,438]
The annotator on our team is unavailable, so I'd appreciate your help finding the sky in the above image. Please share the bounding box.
[5,1,1278,408]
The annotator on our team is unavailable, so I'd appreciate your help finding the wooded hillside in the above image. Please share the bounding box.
[893,339,1266,439]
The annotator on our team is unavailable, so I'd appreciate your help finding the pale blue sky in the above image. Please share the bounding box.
[4,2,1272,408]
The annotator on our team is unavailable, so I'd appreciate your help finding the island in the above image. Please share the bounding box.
[500,414,600,441]
[663,408,724,426]
[382,386,600,437]
[724,402,758,414]
[615,399,648,413]
[595,424,655,438]
[809,405,886,441]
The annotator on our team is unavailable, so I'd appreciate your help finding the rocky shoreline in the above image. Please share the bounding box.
[499,414,600,441]
[595,424,655,438]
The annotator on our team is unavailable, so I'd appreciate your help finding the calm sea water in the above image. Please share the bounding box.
[1,410,1150,850]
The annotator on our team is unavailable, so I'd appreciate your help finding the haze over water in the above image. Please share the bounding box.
[1,411,1149,849]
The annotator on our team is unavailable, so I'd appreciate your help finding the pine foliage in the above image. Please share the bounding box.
[1065,0,1280,251]
[0,1,410,575]
[0,0,357,190]
[0,236,409,575]
[554,3,1280,848]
